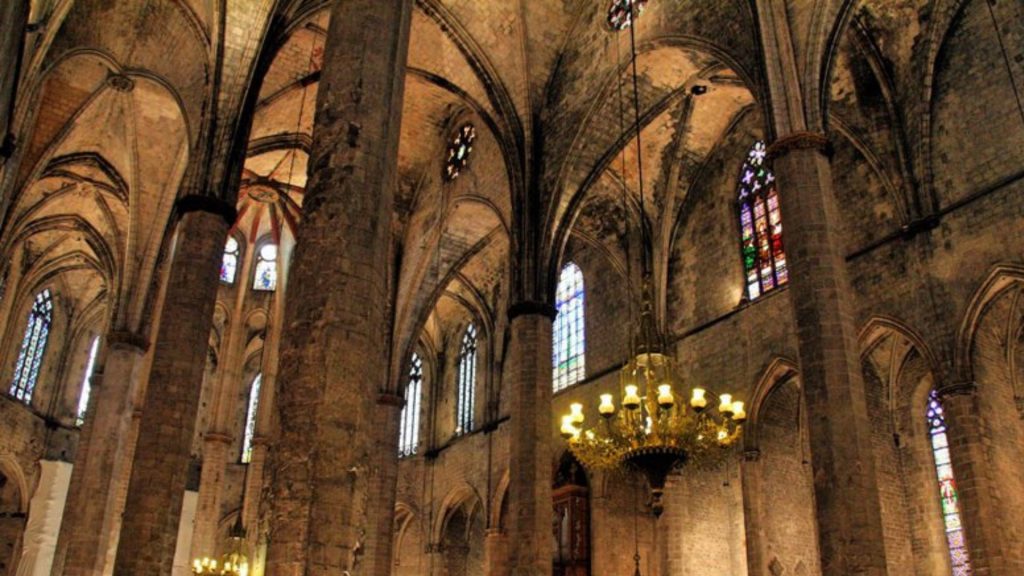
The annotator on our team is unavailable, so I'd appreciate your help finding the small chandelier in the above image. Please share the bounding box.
[192,518,250,576]
[559,0,745,519]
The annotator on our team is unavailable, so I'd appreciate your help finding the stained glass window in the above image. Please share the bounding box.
[445,124,476,181]
[399,354,423,457]
[928,390,972,576]
[607,0,648,31]
[456,324,477,436]
[76,336,100,426]
[241,373,262,463]
[221,236,240,284]
[553,263,586,392]
[253,243,278,292]
[738,140,788,301]
[9,289,53,404]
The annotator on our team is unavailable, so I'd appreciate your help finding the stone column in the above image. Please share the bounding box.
[0,0,27,161]
[483,528,508,576]
[767,137,889,575]
[263,0,412,574]
[189,434,231,561]
[114,198,234,575]
[740,449,766,576]
[363,396,403,576]
[936,381,1016,575]
[57,332,149,576]
[505,303,556,576]
[16,461,72,576]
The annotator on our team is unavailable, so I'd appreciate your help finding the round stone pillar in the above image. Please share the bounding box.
[57,332,149,576]
[263,1,413,574]
[767,136,889,575]
[114,198,234,575]
[505,302,556,576]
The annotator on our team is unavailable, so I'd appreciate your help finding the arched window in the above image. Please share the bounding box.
[220,236,240,284]
[456,324,477,436]
[76,336,101,426]
[927,390,972,575]
[399,354,423,457]
[241,373,262,463]
[445,124,476,181]
[9,289,54,404]
[738,141,788,301]
[553,263,586,392]
[253,243,278,292]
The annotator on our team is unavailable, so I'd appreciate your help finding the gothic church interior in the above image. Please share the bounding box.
[0,0,1023,575]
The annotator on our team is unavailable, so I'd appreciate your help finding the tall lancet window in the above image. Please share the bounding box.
[927,390,972,575]
[253,244,278,292]
[399,354,423,457]
[738,141,788,301]
[76,336,101,426]
[456,324,477,436]
[220,236,240,284]
[10,289,54,404]
[241,373,262,463]
[553,262,586,392]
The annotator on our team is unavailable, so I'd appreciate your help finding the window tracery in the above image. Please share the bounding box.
[242,373,262,463]
[76,336,100,426]
[221,236,240,284]
[253,243,278,292]
[927,390,972,575]
[456,324,478,435]
[445,124,476,181]
[607,0,647,31]
[738,141,788,300]
[9,289,54,404]
[399,354,423,457]
[553,263,586,392]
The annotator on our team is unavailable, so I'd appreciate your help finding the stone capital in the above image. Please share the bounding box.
[507,300,557,321]
[204,432,233,445]
[175,194,237,227]
[107,330,150,352]
[767,131,832,160]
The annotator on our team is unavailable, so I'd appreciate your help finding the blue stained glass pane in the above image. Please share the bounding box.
[457,325,477,434]
[253,244,278,292]
[552,263,585,392]
[10,290,54,404]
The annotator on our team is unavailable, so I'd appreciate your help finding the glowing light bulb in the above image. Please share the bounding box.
[719,394,734,416]
[690,388,708,411]
[623,385,641,410]
[560,415,576,439]
[731,401,747,422]
[657,384,675,408]
[599,394,616,417]
[570,402,585,425]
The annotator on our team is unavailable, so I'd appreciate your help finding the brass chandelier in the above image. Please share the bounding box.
[559,0,745,518]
